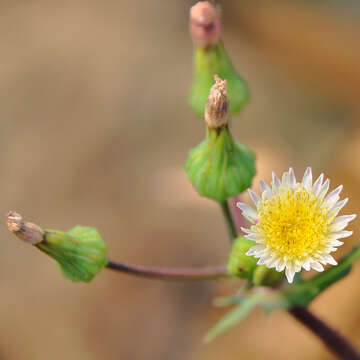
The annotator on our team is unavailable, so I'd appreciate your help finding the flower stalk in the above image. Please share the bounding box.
[289,307,360,360]
[220,201,238,241]
[106,260,229,281]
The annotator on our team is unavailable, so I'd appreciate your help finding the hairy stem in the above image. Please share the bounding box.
[220,201,237,241]
[106,260,229,281]
[289,306,360,360]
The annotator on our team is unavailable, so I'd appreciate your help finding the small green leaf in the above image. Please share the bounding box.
[204,296,258,343]
[206,290,288,342]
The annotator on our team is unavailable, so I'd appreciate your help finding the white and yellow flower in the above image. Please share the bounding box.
[237,167,356,283]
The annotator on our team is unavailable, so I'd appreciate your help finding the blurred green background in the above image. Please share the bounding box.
[1,0,360,359]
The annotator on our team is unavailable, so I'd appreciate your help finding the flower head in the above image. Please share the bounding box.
[237,168,356,283]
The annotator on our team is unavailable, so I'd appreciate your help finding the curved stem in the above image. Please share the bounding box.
[289,306,360,360]
[220,201,237,241]
[106,260,229,281]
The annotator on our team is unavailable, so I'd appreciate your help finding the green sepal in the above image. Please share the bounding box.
[185,127,256,202]
[37,226,108,283]
[189,42,250,117]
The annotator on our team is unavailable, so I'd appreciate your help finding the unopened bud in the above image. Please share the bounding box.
[205,75,229,128]
[189,1,221,47]
[6,211,44,245]
[227,236,257,279]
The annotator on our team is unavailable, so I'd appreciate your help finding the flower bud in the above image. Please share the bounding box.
[227,236,284,287]
[189,2,250,117]
[38,226,108,282]
[185,126,256,202]
[6,211,107,283]
[205,75,229,128]
[227,236,258,279]
[189,1,221,47]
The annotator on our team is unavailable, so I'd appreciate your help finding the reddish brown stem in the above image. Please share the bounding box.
[106,260,228,281]
[289,306,360,360]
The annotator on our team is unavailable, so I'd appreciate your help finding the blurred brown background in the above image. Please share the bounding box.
[1,0,360,359]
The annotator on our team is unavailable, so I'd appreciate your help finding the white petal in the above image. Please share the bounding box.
[318,179,330,200]
[236,202,258,222]
[322,254,337,266]
[246,245,265,256]
[259,180,272,200]
[248,189,260,207]
[282,171,290,187]
[266,256,279,268]
[240,227,251,234]
[294,262,302,272]
[329,239,344,247]
[312,173,324,196]
[244,233,260,241]
[311,262,324,272]
[302,260,311,271]
[271,172,281,193]
[325,185,343,208]
[302,167,312,191]
[276,261,286,272]
[330,214,356,231]
[289,168,296,188]
[328,230,353,239]
[329,198,348,217]
[257,258,267,265]
[285,267,296,283]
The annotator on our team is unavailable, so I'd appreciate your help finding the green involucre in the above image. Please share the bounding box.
[227,236,257,279]
[189,42,250,117]
[185,127,256,202]
[37,226,108,282]
[227,236,284,286]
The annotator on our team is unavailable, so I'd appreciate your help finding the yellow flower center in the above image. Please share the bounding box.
[256,186,331,262]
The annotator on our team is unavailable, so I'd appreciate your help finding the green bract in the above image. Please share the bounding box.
[227,236,257,279]
[37,226,108,282]
[227,236,284,286]
[189,42,250,117]
[185,127,255,202]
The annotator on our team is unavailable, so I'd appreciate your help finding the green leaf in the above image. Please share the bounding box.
[204,296,258,343]
[206,290,288,342]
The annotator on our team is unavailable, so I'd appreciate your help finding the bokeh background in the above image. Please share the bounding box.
[1,0,360,359]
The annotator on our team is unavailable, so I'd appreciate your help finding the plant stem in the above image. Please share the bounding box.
[106,260,229,281]
[289,306,360,360]
[220,201,237,241]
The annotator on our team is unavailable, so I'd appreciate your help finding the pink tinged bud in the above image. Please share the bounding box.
[189,1,221,47]
[205,75,229,128]
[6,211,44,245]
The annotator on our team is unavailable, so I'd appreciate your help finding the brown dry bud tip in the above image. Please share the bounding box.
[205,75,229,128]
[189,1,221,47]
[6,211,44,245]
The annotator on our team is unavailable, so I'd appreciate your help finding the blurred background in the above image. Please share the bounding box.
[0,0,359,359]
